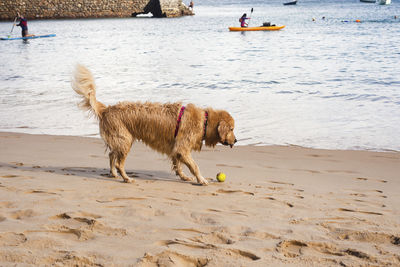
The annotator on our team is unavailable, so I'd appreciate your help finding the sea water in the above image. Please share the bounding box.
[0,0,399,151]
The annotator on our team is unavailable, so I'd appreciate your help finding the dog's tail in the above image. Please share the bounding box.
[72,64,106,119]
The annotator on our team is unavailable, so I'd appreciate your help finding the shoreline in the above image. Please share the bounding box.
[1,130,399,153]
[0,131,399,265]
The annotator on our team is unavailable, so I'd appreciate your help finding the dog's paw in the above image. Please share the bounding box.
[123,178,134,183]
[180,176,194,182]
[109,172,119,178]
[198,179,209,186]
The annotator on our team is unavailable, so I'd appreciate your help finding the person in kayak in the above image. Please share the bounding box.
[239,13,250,27]
[16,12,30,37]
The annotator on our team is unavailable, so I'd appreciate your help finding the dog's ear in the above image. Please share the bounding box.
[218,120,230,141]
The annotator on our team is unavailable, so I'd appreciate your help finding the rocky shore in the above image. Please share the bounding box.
[0,0,193,20]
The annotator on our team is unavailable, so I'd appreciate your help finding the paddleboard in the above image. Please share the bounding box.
[229,26,285,32]
[1,34,56,40]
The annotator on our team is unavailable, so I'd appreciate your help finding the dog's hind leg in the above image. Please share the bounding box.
[172,156,193,182]
[109,151,119,178]
[178,152,209,185]
[105,133,134,183]
[116,152,133,183]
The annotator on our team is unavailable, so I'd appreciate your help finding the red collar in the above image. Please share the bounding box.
[174,106,208,140]
[174,106,185,138]
[203,111,208,140]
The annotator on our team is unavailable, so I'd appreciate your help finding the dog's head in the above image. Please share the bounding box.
[217,112,237,148]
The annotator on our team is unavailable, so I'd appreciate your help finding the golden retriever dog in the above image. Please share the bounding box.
[72,65,237,185]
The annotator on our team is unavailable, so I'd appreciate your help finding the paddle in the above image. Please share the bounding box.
[248,8,253,27]
[8,17,17,38]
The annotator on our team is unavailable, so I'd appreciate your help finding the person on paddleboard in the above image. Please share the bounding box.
[239,13,250,27]
[15,13,29,37]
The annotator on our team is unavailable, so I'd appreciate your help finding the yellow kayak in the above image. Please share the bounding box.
[229,25,285,31]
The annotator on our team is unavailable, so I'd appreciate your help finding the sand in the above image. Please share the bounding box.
[0,132,399,266]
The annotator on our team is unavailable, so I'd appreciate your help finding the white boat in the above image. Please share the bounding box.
[376,0,391,4]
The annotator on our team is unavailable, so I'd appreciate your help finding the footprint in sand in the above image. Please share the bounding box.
[172,228,206,234]
[157,238,215,249]
[52,211,102,220]
[348,189,386,199]
[138,250,209,267]
[164,197,183,204]
[190,212,218,225]
[206,208,248,217]
[216,163,243,168]
[25,189,59,195]
[10,209,38,220]
[1,174,32,180]
[190,231,235,245]
[216,189,255,195]
[242,230,279,240]
[328,227,400,246]
[1,174,19,178]
[268,186,284,191]
[291,168,321,174]
[264,196,294,208]
[307,154,332,158]
[48,211,126,241]
[268,181,294,186]
[0,201,16,209]
[61,167,89,173]
[156,238,260,261]
[338,208,383,216]
[326,169,357,174]
[96,197,147,203]
[277,240,308,258]
[356,177,388,183]
[0,232,27,246]
[352,198,386,208]
[126,171,142,177]
[350,193,367,197]
[277,239,375,260]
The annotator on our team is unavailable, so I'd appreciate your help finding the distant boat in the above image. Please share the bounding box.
[283,1,297,5]
[360,0,375,2]
[377,0,391,4]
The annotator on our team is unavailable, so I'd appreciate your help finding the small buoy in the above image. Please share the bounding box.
[312,18,315,21]
[355,19,361,23]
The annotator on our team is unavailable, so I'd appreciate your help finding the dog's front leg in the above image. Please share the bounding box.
[179,152,209,185]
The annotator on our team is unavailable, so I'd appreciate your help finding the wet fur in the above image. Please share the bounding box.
[72,65,237,185]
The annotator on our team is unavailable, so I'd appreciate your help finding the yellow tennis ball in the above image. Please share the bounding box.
[216,172,226,182]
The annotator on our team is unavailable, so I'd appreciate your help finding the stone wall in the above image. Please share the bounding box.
[0,0,193,20]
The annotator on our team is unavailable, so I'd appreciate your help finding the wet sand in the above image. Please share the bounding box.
[0,132,399,266]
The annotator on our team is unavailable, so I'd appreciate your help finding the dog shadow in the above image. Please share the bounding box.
[0,162,185,184]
